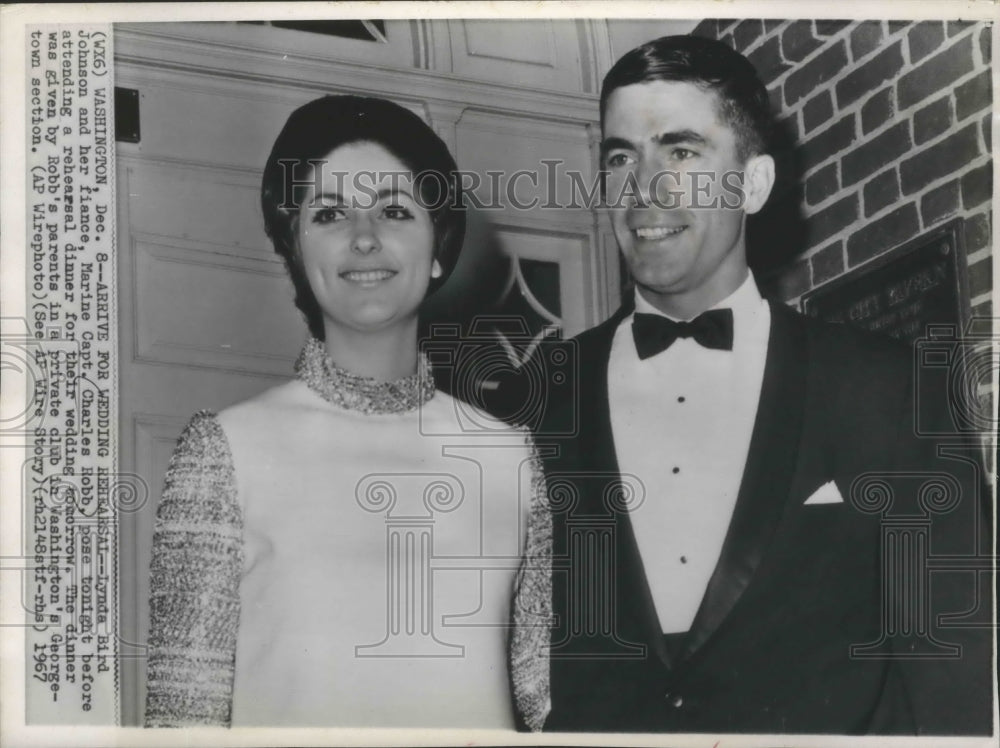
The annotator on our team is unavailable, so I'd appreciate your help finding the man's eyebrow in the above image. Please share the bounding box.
[655,129,709,147]
[600,130,710,158]
[600,136,635,157]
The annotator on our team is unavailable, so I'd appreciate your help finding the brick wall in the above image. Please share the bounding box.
[692,19,993,318]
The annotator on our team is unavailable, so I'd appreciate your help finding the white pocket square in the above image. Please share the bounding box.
[804,480,844,505]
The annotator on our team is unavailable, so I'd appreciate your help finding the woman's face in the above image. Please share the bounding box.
[296,141,438,337]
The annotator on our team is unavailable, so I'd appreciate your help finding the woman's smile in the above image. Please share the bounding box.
[339,268,399,285]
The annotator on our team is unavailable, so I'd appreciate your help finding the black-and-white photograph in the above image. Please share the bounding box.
[0,3,996,746]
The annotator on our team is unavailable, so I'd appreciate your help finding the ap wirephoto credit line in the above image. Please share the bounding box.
[23,23,119,725]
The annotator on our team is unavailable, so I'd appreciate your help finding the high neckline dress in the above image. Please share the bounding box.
[144,338,549,729]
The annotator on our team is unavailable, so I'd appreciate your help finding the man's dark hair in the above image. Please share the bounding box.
[261,95,465,341]
[600,35,774,161]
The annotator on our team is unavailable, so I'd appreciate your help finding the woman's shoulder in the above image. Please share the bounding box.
[427,388,532,441]
[159,410,240,526]
[420,390,532,456]
[166,384,305,518]
[170,409,229,466]
[215,380,312,432]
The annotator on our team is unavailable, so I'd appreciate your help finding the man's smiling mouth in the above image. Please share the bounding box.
[633,226,687,240]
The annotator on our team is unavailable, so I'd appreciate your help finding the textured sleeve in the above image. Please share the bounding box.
[144,411,243,727]
[508,434,552,732]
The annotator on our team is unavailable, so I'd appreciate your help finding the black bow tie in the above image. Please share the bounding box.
[632,309,734,359]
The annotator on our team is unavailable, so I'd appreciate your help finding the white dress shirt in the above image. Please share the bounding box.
[608,274,771,634]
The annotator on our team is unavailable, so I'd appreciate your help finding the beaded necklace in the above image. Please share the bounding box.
[295,337,435,415]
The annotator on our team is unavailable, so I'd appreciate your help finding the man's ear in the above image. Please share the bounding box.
[742,153,775,215]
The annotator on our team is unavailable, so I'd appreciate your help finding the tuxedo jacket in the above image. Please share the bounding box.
[509,300,993,735]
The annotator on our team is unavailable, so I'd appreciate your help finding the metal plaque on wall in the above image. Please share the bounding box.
[801,219,971,345]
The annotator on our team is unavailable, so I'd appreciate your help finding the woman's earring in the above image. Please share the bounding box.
[431,259,443,279]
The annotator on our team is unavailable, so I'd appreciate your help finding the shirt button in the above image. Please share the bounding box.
[664,691,684,707]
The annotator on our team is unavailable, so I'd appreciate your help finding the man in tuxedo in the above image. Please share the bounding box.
[508,35,993,735]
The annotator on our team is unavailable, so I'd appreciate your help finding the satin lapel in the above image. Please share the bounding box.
[681,302,809,659]
[572,304,631,477]
[571,302,632,476]
[576,305,672,667]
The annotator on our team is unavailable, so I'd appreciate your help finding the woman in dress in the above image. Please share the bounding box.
[144,95,549,729]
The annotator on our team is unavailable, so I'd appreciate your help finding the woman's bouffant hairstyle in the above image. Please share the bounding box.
[600,35,774,162]
[261,95,465,341]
